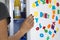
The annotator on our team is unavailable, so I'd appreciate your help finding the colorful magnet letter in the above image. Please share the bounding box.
[34,11,38,17]
[39,23,42,28]
[32,3,36,8]
[38,0,40,4]
[35,18,38,23]
[44,29,48,33]
[56,16,58,21]
[49,31,52,35]
[43,26,46,29]
[56,2,59,7]
[47,14,50,19]
[35,1,39,6]
[48,4,52,8]
[54,0,57,5]
[52,34,55,38]
[52,22,55,25]
[58,19,60,24]
[47,24,51,29]
[40,12,43,17]
[36,27,39,31]
[49,0,52,3]
[51,24,55,30]
[54,30,56,33]
[46,36,50,40]
[40,33,44,37]
[57,10,60,14]
[40,0,45,4]
[46,0,49,4]
[52,5,56,10]
[52,15,55,19]
[52,10,56,15]
[56,27,59,32]
[44,13,47,18]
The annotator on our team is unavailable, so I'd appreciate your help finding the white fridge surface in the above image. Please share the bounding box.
[27,0,60,40]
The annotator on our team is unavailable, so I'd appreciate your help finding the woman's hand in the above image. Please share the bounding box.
[20,14,34,34]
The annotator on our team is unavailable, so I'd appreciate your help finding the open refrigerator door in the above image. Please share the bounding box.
[9,0,27,40]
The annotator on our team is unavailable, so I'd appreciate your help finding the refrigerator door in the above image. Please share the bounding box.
[27,0,60,40]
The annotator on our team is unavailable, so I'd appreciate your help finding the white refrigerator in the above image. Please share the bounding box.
[9,0,60,40]
[26,0,60,40]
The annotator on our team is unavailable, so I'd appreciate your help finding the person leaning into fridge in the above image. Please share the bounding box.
[0,2,34,40]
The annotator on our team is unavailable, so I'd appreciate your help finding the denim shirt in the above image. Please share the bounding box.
[14,18,27,40]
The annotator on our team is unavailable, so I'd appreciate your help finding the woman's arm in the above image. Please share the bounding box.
[0,14,34,40]
[0,19,8,40]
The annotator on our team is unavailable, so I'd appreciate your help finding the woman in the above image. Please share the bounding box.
[0,2,34,40]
